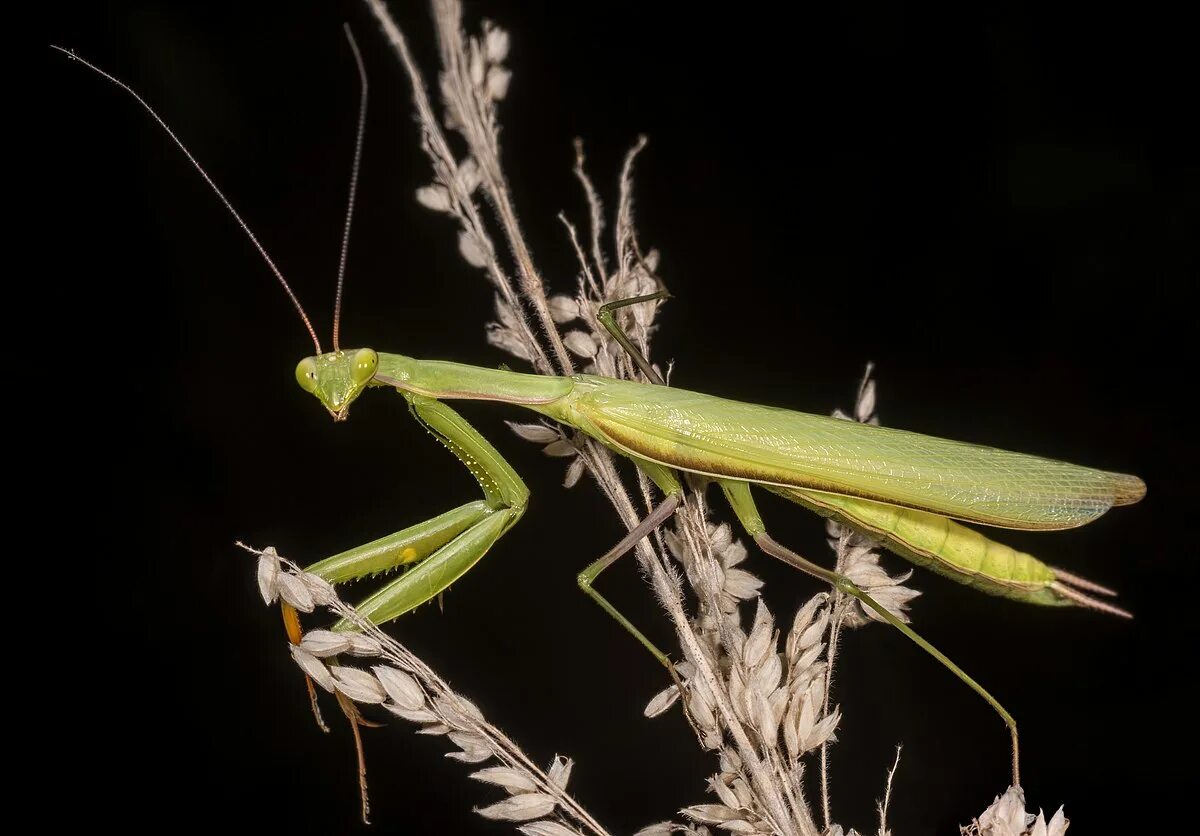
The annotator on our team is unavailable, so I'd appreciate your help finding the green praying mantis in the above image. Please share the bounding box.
[58,43,1145,791]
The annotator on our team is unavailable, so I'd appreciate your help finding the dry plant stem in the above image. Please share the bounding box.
[639,487,812,836]
[363,0,550,376]
[678,499,819,836]
[821,366,886,826]
[566,140,816,834]
[821,604,844,825]
[558,212,600,298]
[877,745,901,836]
[543,124,819,833]
[572,140,608,287]
[566,196,816,832]
[429,0,576,375]
[614,136,648,271]
[335,690,373,823]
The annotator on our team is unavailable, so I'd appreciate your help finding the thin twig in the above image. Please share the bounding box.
[821,609,844,827]
[572,138,608,287]
[878,745,902,836]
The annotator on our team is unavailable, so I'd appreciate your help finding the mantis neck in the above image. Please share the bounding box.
[374,354,576,405]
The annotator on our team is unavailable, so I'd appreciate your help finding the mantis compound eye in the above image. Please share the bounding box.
[351,348,378,385]
[295,357,319,393]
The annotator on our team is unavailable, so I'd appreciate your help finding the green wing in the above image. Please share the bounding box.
[575,378,1145,531]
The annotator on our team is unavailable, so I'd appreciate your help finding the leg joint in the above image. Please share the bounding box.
[493,490,529,516]
[835,576,862,597]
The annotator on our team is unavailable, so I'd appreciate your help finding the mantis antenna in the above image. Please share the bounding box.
[332,24,368,353]
[51,44,324,355]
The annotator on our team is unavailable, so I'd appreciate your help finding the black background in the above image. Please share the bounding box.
[44,1,1192,832]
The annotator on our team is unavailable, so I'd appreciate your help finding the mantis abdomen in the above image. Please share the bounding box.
[778,487,1083,608]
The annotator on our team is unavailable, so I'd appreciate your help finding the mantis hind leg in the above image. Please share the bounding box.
[719,479,1022,787]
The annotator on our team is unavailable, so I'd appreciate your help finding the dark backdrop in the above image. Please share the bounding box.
[44,1,1192,832]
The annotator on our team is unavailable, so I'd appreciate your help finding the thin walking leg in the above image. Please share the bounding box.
[577,493,682,665]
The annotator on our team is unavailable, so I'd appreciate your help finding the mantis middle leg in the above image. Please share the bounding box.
[576,461,684,666]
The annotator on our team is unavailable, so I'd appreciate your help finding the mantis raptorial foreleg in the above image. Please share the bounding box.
[302,393,529,627]
[277,393,529,821]
[719,479,1022,786]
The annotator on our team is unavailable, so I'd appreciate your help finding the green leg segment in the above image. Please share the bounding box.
[577,493,682,665]
[303,393,529,629]
[306,502,494,583]
[575,456,686,667]
[720,479,1021,786]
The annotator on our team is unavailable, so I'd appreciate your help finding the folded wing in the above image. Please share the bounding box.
[578,380,1144,530]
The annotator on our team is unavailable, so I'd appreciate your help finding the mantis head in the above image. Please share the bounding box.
[295,348,379,421]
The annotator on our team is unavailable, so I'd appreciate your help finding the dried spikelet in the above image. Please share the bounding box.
[826,522,921,627]
[649,503,840,831]
[548,294,581,323]
[247,543,609,835]
[505,421,588,488]
[961,787,1069,836]
[276,572,315,612]
[416,183,452,211]
[520,822,585,836]
[257,545,280,603]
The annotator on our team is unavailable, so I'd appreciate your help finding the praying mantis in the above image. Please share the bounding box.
[56,36,1146,796]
